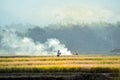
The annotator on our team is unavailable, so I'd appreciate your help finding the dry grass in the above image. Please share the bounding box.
[0,55,120,73]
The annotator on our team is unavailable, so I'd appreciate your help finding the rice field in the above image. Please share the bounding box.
[0,55,120,73]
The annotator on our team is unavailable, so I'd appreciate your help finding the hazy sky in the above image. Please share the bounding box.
[0,0,120,26]
[0,0,120,55]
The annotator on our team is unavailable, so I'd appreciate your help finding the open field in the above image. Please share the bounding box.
[0,55,120,80]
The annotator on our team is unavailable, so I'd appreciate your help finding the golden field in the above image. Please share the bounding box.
[0,55,120,73]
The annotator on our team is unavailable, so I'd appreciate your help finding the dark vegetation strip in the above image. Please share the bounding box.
[0,67,119,73]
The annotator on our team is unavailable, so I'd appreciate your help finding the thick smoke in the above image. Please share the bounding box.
[0,29,71,56]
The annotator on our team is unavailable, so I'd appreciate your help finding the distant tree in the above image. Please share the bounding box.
[72,52,78,55]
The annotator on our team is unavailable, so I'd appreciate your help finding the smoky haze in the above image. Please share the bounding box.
[1,0,120,56]
[0,27,71,56]
[0,22,120,56]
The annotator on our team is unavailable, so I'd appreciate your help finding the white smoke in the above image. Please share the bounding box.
[0,29,71,56]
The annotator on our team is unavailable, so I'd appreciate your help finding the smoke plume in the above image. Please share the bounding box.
[0,29,71,56]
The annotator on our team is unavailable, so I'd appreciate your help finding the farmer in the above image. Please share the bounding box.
[57,50,61,57]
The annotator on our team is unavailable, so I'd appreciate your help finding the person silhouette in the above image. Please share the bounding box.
[57,50,61,57]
